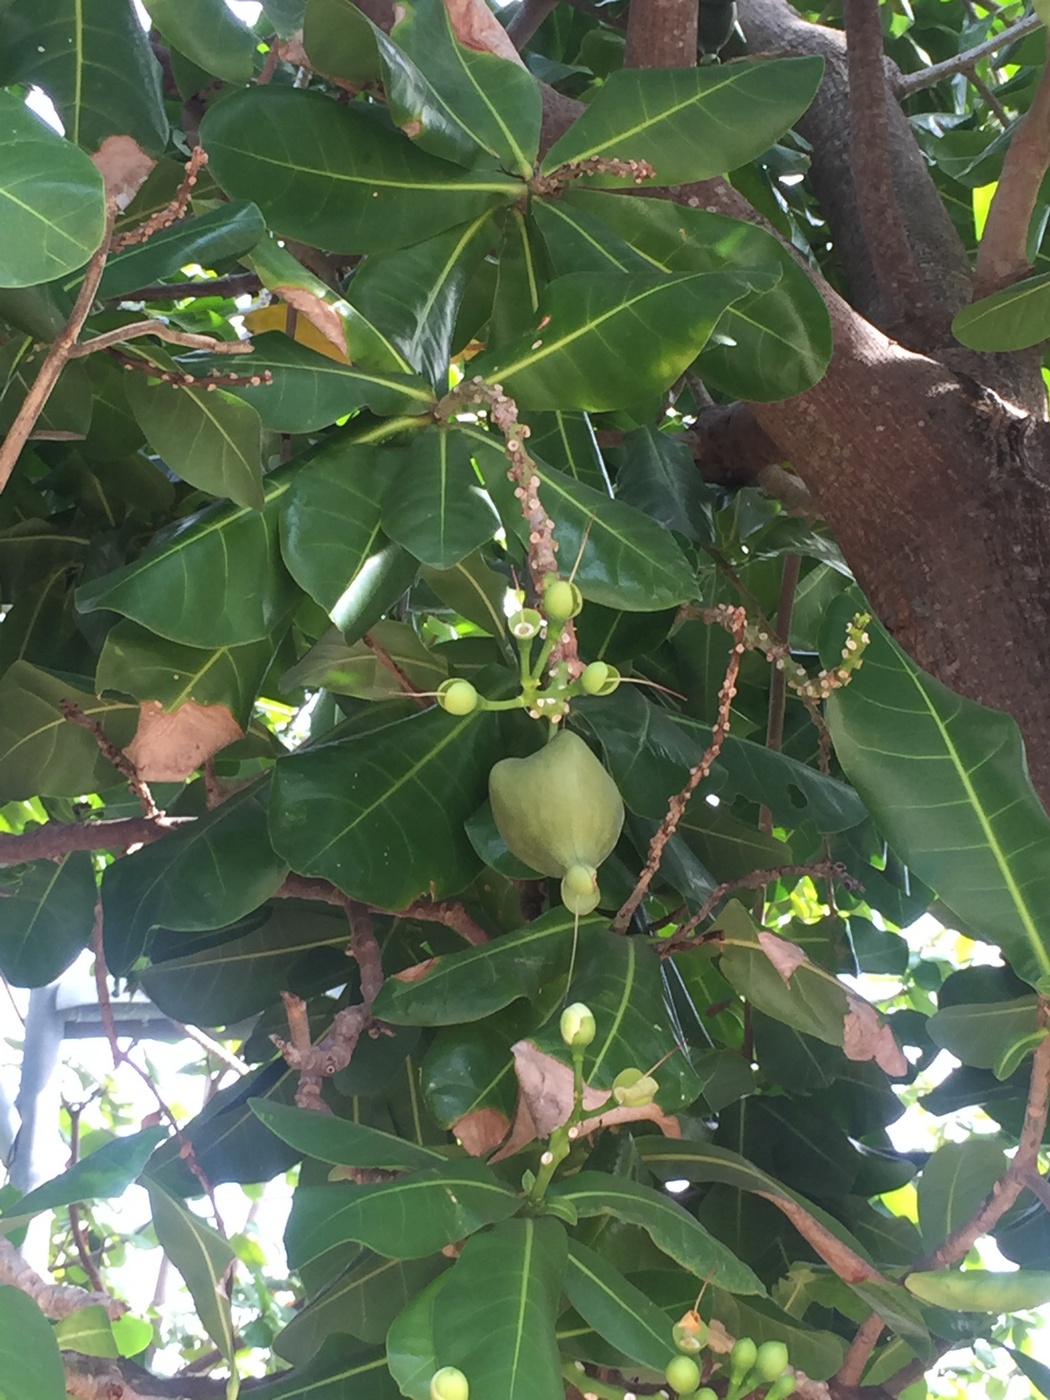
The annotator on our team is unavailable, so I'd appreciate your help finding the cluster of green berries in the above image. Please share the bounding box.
[665,1317,794,1400]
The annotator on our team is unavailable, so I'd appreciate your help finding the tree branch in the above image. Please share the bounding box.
[59,699,157,817]
[105,272,261,305]
[0,816,192,866]
[894,12,1041,97]
[623,0,698,69]
[0,1237,125,1321]
[68,321,256,359]
[506,0,559,48]
[842,0,932,329]
[974,58,1050,295]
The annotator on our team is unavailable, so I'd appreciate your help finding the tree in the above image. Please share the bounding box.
[1,0,1050,1396]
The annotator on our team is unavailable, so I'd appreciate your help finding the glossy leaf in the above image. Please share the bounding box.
[269,704,501,907]
[143,0,255,83]
[145,1180,237,1369]
[952,271,1050,351]
[77,466,301,648]
[201,87,521,255]
[285,1161,519,1264]
[548,1172,763,1294]
[1,1128,167,1225]
[0,0,169,153]
[0,92,106,287]
[419,552,509,637]
[0,850,96,987]
[382,426,499,569]
[0,1285,66,1400]
[386,1271,446,1398]
[613,425,716,542]
[97,201,265,300]
[252,1102,446,1171]
[825,613,1050,987]
[303,0,381,84]
[53,1305,118,1359]
[917,1139,1008,1250]
[470,270,755,410]
[126,374,264,511]
[928,996,1040,1071]
[255,1338,401,1400]
[563,1238,676,1371]
[179,332,434,434]
[102,785,289,974]
[431,1218,566,1400]
[281,620,447,698]
[540,58,824,185]
[0,662,138,801]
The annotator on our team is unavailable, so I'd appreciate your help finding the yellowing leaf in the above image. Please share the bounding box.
[242,303,349,363]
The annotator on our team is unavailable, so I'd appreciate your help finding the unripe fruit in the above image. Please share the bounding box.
[437,679,479,716]
[665,1355,702,1394]
[508,608,543,640]
[542,575,583,623]
[488,731,624,879]
[754,1340,789,1382]
[430,1366,469,1400]
[695,1391,718,1400]
[673,1311,708,1353]
[729,1337,758,1385]
[561,863,600,915]
[580,661,609,694]
[560,1002,597,1049]
[612,1067,658,1106]
[766,1376,796,1400]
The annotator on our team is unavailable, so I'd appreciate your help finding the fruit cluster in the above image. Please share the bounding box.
[666,1317,795,1400]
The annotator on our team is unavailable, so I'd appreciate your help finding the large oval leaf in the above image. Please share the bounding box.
[201,87,521,254]
[951,271,1050,352]
[824,612,1050,987]
[563,1238,676,1372]
[97,200,265,300]
[382,426,500,569]
[540,58,824,185]
[0,92,106,287]
[0,1285,66,1400]
[0,850,96,987]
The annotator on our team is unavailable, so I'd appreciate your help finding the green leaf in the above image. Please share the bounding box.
[1,1128,166,1226]
[0,662,137,801]
[139,900,353,1025]
[825,612,1050,987]
[145,1180,238,1371]
[96,620,274,728]
[0,0,169,153]
[142,0,255,84]
[53,1305,118,1359]
[269,704,501,907]
[540,58,823,185]
[0,92,106,287]
[470,270,754,411]
[101,784,289,975]
[303,0,381,84]
[374,907,599,1025]
[563,1239,676,1371]
[612,426,716,543]
[565,190,833,401]
[77,467,301,648]
[422,1012,521,1128]
[917,1140,1008,1250]
[254,1338,401,1400]
[548,1172,763,1294]
[126,375,264,511]
[201,88,521,255]
[386,1271,445,1399]
[250,1101,447,1172]
[285,1162,520,1264]
[281,621,448,698]
[382,426,499,569]
[952,271,1050,351]
[180,333,434,435]
[430,1218,566,1400]
[1007,1345,1050,1400]
[0,1285,66,1400]
[97,201,265,300]
[0,851,96,987]
[928,996,1040,1070]
[419,553,509,637]
[348,215,496,389]
[388,0,542,178]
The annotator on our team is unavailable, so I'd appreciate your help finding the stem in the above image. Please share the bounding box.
[894,12,1041,96]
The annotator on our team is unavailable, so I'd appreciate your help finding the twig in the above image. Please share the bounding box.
[170,1023,249,1078]
[613,605,747,932]
[974,58,1050,294]
[91,899,121,1071]
[68,320,255,358]
[760,552,801,835]
[837,1311,888,1386]
[65,1100,107,1295]
[272,873,490,945]
[662,861,863,948]
[507,0,559,48]
[106,348,269,389]
[0,1237,125,1320]
[111,147,208,251]
[105,272,262,305]
[0,816,192,866]
[843,0,931,327]
[0,203,116,494]
[894,12,1041,96]
[362,630,428,706]
[59,699,157,818]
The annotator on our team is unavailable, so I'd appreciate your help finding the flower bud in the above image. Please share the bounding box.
[665,1355,701,1395]
[765,1376,796,1400]
[729,1337,757,1386]
[560,1002,596,1049]
[580,660,620,696]
[754,1340,789,1382]
[430,1366,469,1400]
[612,1067,658,1107]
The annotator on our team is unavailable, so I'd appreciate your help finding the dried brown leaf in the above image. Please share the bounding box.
[452,1107,510,1157]
[757,929,807,983]
[843,994,908,1076]
[443,0,525,65]
[275,285,349,359]
[124,700,241,782]
[91,135,155,208]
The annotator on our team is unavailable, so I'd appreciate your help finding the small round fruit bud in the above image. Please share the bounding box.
[542,575,583,624]
[729,1337,758,1385]
[561,870,601,916]
[508,608,543,640]
[560,1002,596,1049]
[437,679,479,716]
[696,1391,718,1400]
[612,1067,659,1107]
[765,1376,796,1400]
[754,1340,789,1382]
[665,1355,701,1394]
[580,661,610,695]
[430,1366,469,1400]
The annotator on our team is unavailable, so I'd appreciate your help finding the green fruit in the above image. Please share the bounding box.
[430,1366,469,1400]
[560,1002,596,1048]
[508,608,543,639]
[580,661,609,694]
[543,575,583,623]
[666,1355,702,1394]
[729,1337,757,1385]
[437,679,479,716]
[673,1316,708,1352]
[766,1376,796,1400]
[905,1268,1050,1312]
[488,730,624,879]
[561,870,601,915]
[695,1391,718,1400]
[754,1340,789,1382]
